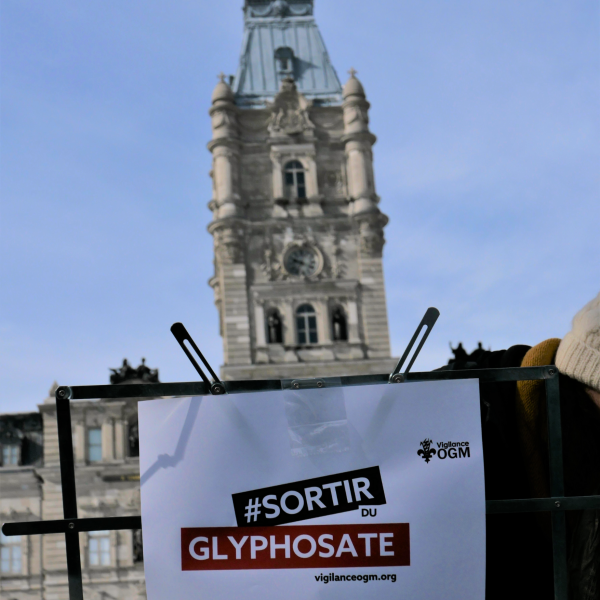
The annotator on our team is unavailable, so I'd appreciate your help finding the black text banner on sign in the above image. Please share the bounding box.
[231,466,386,527]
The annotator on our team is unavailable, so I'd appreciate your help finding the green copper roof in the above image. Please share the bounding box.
[234,0,342,107]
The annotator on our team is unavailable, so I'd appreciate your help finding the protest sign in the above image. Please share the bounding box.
[139,379,485,600]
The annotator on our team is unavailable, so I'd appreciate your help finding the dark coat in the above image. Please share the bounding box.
[438,345,600,600]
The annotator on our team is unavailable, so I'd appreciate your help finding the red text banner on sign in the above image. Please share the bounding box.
[181,523,410,571]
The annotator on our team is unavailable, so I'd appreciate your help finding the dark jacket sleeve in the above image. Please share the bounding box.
[438,345,555,600]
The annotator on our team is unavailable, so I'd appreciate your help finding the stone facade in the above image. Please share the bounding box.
[1,377,146,600]
[209,0,396,380]
[0,412,44,600]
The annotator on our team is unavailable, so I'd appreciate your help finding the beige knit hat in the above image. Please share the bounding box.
[556,291,600,392]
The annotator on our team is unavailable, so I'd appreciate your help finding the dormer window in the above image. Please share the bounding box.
[274,46,295,79]
[284,160,306,199]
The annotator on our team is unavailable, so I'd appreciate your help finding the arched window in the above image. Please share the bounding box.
[284,160,306,200]
[332,306,348,342]
[296,304,318,345]
[266,309,283,344]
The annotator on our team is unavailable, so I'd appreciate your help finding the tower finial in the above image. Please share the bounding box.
[217,72,226,83]
[348,67,357,78]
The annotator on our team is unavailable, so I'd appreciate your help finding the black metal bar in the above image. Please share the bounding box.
[390,307,440,381]
[2,516,142,536]
[405,366,555,383]
[224,379,284,393]
[486,495,600,514]
[55,395,77,518]
[170,322,220,383]
[65,530,83,599]
[545,373,568,599]
[404,307,440,374]
[551,511,568,600]
[7,491,600,539]
[55,393,84,600]
[58,381,210,401]
[546,374,565,497]
[61,366,555,400]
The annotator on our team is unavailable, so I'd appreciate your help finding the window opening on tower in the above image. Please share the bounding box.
[284,160,306,200]
[266,309,283,344]
[128,419,139,458]
[332,306,348,342]
[296,304,318,345]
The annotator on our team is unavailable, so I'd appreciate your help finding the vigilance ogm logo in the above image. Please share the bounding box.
[418,439,470,463]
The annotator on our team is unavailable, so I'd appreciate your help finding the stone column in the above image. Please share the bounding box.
[209,220,253,370]
[282,302,296,346]
[207,76,252,377]
[254,302,267,347]
[356,214,392,359]
[74,422,85,464]
[102,419,114,461]
[208,76,240,220]
[342,71,392,359]
[303,153,323,217]
[314,299,331,344]
[342,71,378,216]
[270,153,284,200]
[114,419,124,460]
[346,299,360,343]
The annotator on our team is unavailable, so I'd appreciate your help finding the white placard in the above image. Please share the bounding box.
[139,379,485,600]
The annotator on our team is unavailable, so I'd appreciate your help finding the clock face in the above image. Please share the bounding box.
[284,247,319,276]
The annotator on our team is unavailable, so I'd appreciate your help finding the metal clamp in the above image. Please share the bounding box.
[288,379,326,390]
[55,386,73,400]
[170,322,226,395]
[389,307,440,383]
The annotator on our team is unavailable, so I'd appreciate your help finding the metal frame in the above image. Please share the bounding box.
[4,316,600,599]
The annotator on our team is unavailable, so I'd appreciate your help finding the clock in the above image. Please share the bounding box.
[284,246,319,277]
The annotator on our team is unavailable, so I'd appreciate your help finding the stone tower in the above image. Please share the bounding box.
[208,0,396,380]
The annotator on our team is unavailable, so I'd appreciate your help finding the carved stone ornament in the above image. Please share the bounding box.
[345,104,368,126]
[215,226,244,264]
[267,78,315,136]
[321,170,345,197]
[212,109,234,130]
[358,219,385,257]
[260,247,282,280]
[248,0,312,18]
[331,246,346,279]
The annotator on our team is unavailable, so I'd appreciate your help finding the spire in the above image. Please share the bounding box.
[211,73,235,104]
[234,0,342,107]
[342,68,366,99]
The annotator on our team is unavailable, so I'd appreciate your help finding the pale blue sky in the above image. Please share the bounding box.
[1,0,598,413]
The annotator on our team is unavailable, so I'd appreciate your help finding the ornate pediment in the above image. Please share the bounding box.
[267,78,315,136]
[246,0,313,19]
